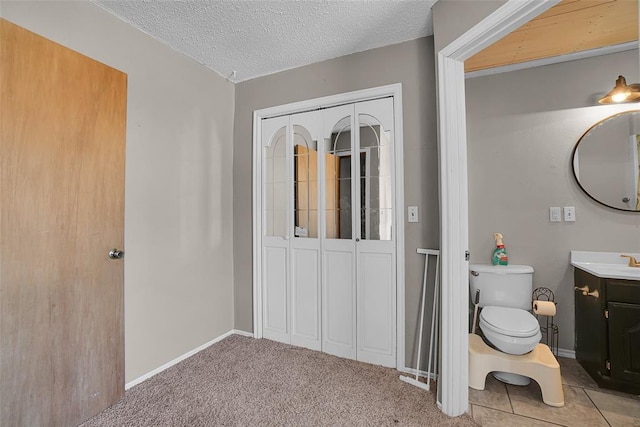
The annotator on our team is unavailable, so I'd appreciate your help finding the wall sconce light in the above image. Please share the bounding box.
[599,75,640,104]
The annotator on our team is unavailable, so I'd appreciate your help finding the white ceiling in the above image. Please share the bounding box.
[92,0,436,83]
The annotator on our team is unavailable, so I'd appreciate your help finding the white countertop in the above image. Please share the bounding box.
[571,251,640,280]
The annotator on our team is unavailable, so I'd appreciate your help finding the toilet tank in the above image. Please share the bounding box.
[469,264,534,310]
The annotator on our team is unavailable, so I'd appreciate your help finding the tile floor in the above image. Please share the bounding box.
[469,357,640,426]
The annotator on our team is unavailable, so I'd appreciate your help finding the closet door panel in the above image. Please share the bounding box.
[357,249,395,367]
[322,245,356,359]
[355,97,396,367]
[293,112,320,239]
[263,247,290,343]
[263,246,289,343]
[290,111,321,350]
[263,119,288,240]
[262,116,290,344]
[323,105,356,242]
[291,245,320,350]
[321,105,357,360]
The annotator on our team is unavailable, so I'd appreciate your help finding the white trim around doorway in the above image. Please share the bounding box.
[252,83,406,370]
[436,0,560,417]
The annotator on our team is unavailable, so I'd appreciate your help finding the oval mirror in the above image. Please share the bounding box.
[572,110,640,212]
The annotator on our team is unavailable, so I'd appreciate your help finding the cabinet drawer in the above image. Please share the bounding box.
[607,279,640,304]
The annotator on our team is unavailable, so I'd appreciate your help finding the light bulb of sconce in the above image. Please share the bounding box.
[611,89,631,103]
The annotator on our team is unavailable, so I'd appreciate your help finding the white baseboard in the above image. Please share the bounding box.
[125,331,569,391]
[557,348,575,359]
[232,329,255,338]
[125,329,254,390]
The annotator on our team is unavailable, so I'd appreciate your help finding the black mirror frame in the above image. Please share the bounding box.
[572,110,640,213]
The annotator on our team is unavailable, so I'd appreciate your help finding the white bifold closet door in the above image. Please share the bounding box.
[262,111,322,350]
[262,97,395,368]
[322,98,396,367]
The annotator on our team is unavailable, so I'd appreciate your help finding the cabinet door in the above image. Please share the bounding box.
[608,302,640,384]
[574,269,608,376]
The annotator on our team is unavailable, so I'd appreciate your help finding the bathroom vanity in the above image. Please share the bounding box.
[571,251,640,394]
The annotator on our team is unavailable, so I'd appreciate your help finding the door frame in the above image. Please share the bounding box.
[436,0,559,416]
[252,83,406,369]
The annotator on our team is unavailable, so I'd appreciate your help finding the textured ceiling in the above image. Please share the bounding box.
[92,0,436,83]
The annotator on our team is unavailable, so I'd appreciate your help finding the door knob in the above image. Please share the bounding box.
[109,248,124,260]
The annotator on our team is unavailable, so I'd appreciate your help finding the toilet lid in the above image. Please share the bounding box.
[480,306,539,337]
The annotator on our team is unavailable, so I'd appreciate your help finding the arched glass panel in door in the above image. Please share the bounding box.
[359,114,392,241]
[293,125,318,238]
[325,116,353,239]
[264,126,287,237]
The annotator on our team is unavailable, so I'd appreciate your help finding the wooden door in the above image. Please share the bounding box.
[0,19,127,426]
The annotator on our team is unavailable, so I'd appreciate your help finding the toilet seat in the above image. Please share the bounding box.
[479,306,541,355]
[480,306,539,337]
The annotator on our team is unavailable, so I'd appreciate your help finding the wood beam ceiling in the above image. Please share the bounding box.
[465,0,639,73]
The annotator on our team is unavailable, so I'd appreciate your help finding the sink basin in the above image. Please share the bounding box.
[571,251,640,280]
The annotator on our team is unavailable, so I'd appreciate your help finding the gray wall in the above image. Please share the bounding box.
[432,0,506,53]
[233,37,439,367]
[466,49,640,351]
[2,1,236,382]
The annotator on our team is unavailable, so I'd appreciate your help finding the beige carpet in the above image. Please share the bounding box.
[81,335,476,426]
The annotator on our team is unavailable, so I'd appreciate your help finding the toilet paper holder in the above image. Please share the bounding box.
[532,287,559,357]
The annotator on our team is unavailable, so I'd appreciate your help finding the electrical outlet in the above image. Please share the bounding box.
[408,206,419,223]
[564,206,576,222]
[549,207,561,222]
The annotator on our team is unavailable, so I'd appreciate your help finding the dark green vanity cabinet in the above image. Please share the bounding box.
[574,268,640,394]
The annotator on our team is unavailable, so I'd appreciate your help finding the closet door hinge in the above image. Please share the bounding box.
[606,360,611,371]
[465,251,470,261]
[604,309,609,319]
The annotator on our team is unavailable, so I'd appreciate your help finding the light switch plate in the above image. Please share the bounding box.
[550,207,561,222]
[564,206,576,222]
[408,206,419,223]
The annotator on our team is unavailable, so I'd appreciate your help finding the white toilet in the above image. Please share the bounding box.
[469,264,542,385]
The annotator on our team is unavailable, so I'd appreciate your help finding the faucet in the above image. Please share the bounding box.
[620,254,640,267]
